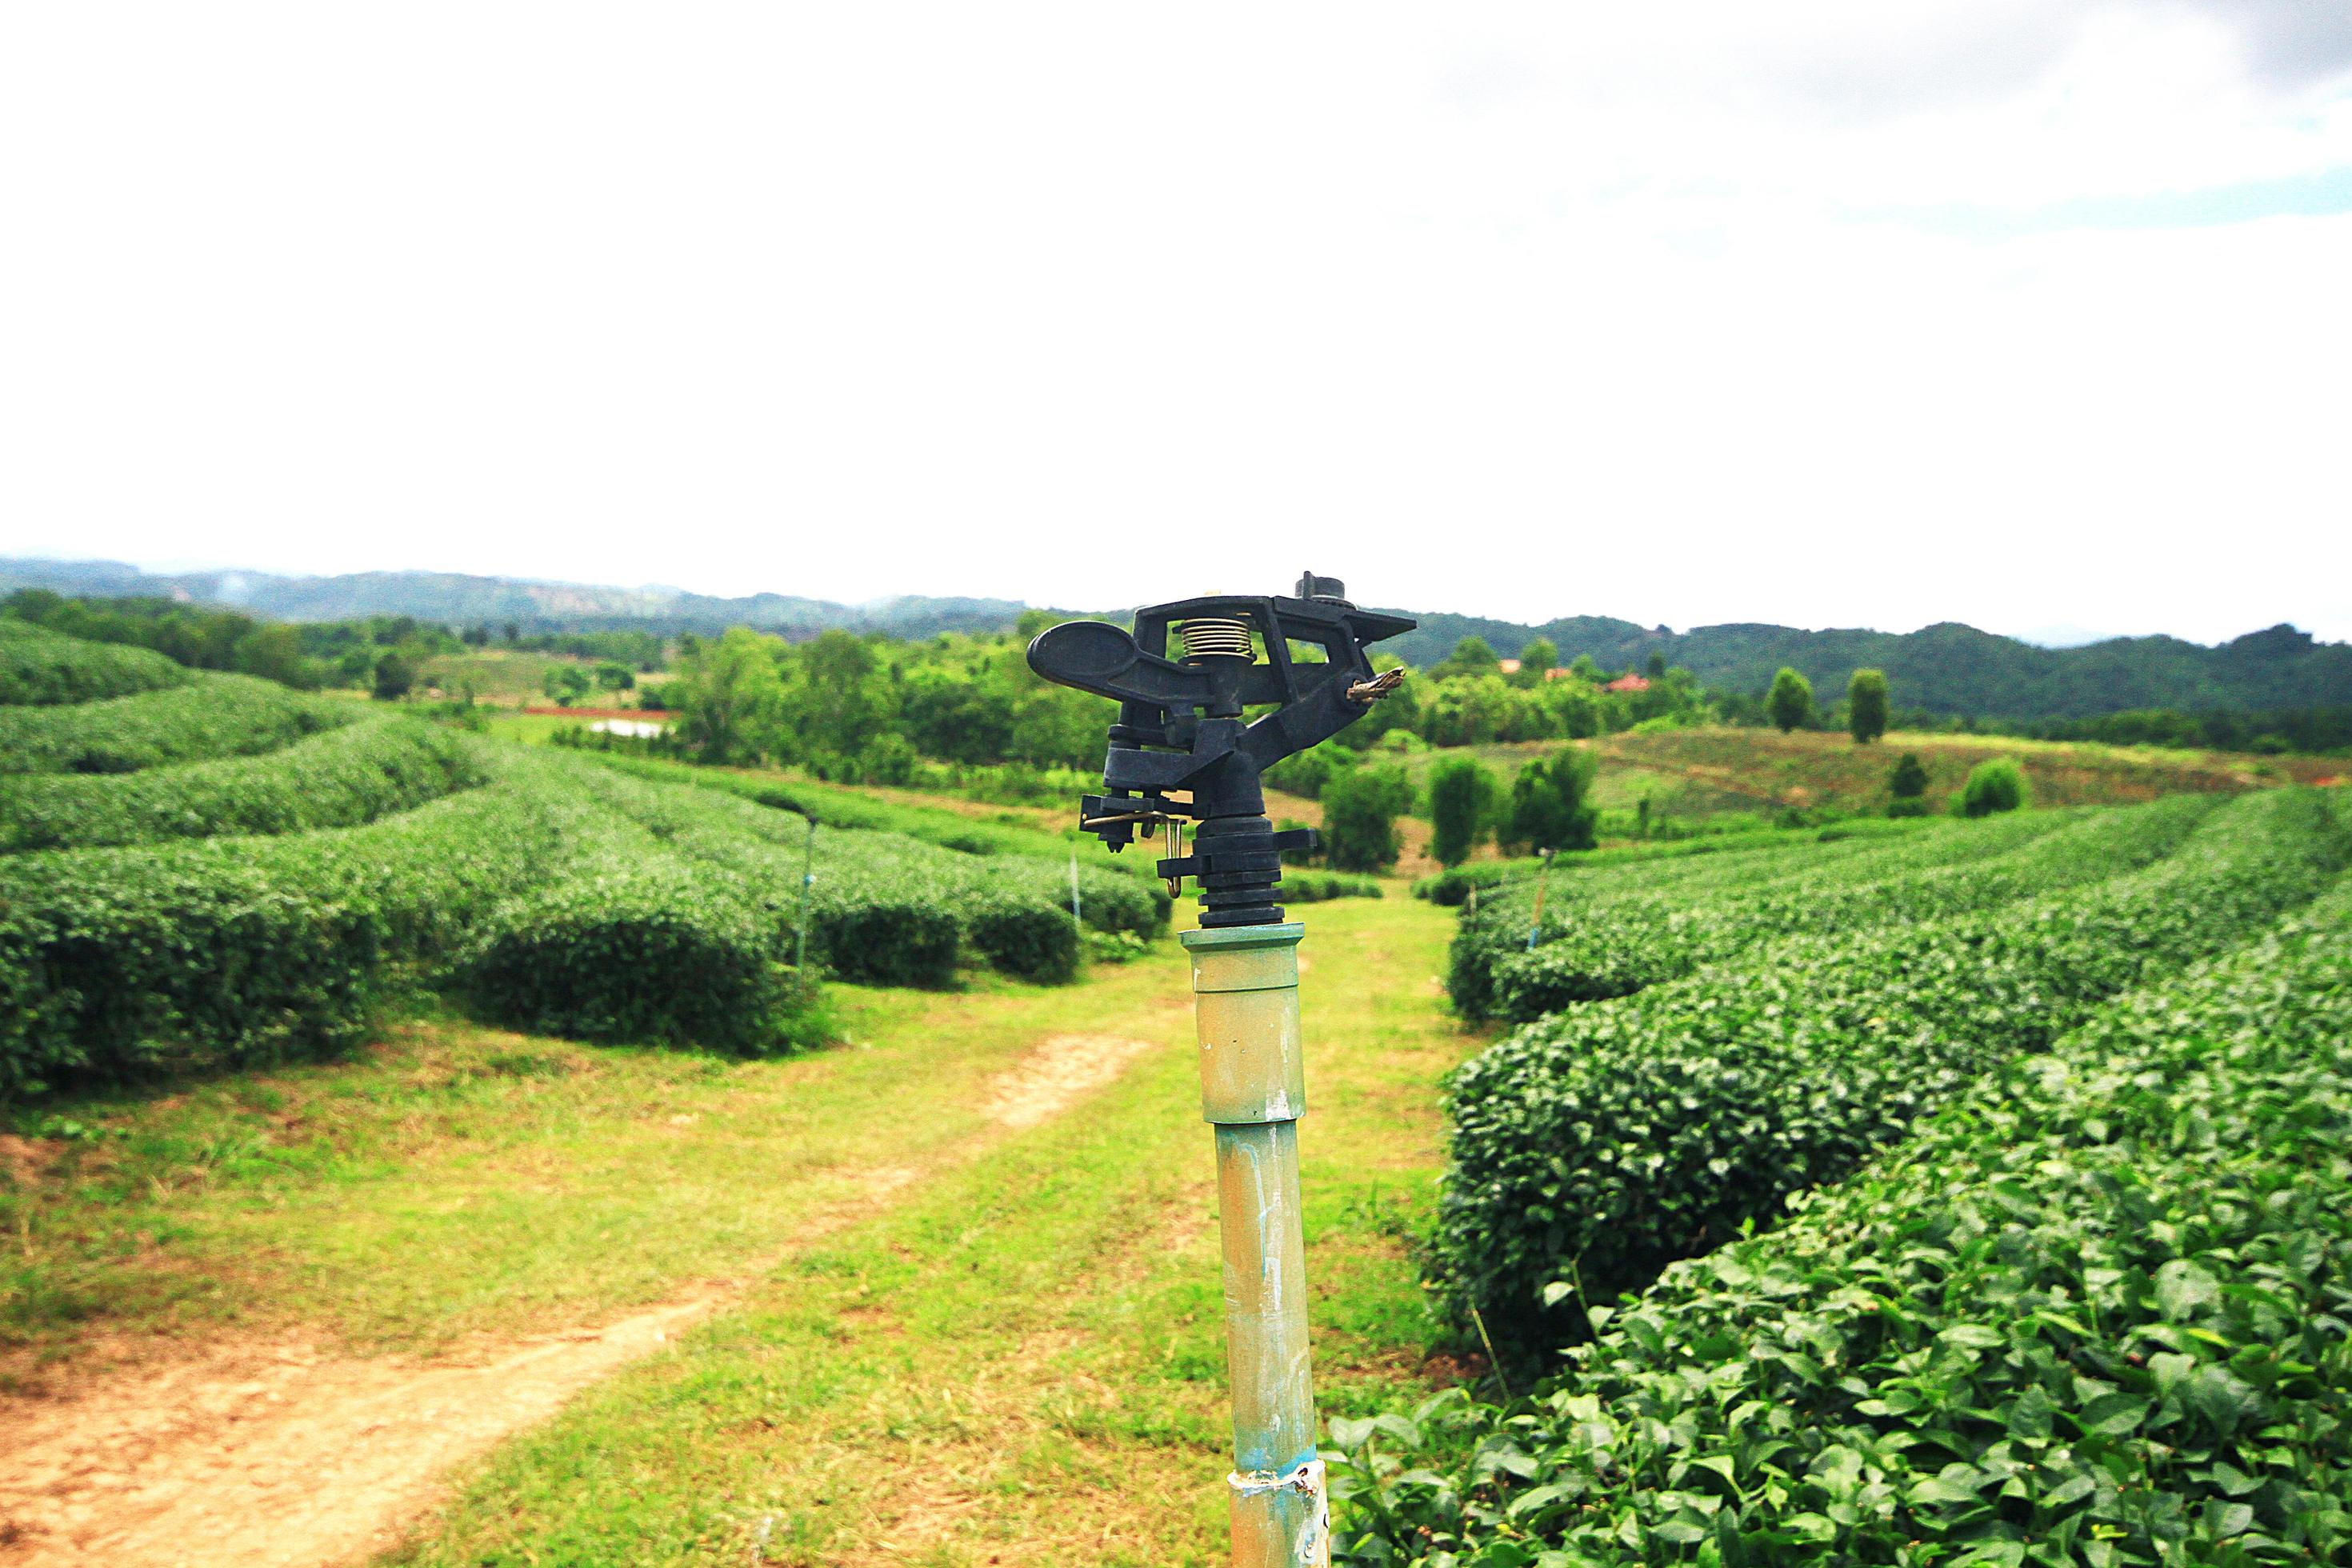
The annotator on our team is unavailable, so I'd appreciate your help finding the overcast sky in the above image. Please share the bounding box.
[2,3,2348,643]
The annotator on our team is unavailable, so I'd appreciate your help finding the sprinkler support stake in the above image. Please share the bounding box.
[1026,574,1410,1566]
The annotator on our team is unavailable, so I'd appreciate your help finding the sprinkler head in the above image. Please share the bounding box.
[1026,573,1414,926]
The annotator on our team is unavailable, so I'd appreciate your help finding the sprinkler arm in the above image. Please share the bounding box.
[1026,578,1413,860]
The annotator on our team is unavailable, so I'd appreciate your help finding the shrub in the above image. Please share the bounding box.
[1334,878,2352,1566]
[0,717,481,852]
[0,619,191,706]
[462,862,818,1054]
[1887,749,1929,802]
[0,674,351,775]
[959,886,1078,983]
[0,844,385,1095]
[1426,756,1494,868]
[1498,750,1596,855]
[1322,763,1414,872]
[1958,755,2030,816]
[1428,788,2348,1350]
[1281,868,1384,902]
[372,649,416,701]
[1472,794,2214,1022]
[1265,741,1355,802]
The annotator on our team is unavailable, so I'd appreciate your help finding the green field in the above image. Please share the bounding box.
[4,619,2351,1566]
[1395,724,2338,831]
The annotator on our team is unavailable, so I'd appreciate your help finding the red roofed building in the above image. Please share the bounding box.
[1603,674,1651,693]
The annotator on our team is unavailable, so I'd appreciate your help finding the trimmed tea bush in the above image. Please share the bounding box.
[961,885,1080,983]
[0,716,482,852]
[1282,868,1385,902]
[563,754,1163,984]
[0,618,190,706]
[1430,788,2349,1350]
[0,673,351,775]
[1476,794,2214,1022]
[1446,808,2071,1019]
[0,842,384,1094]
[462,859,817,1054]
[1334,875,2352,1566]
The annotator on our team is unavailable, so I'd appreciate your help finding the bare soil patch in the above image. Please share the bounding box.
[0,1163,926,1566]
[978,1034,1158,1130]
[0,1012,1180,1567]
[0,1136,60,1189]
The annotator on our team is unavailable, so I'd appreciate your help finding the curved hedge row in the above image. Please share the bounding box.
[1335,873,2352,1567]
[0,715,482,852]
[1430,787,2350,1350]
[1412,818,1937,906]
[0,673,351,775]
[0,735,1178,1092]
[566,757,1166,986]
[0,746,824,1092]
[0,618,191,706]
[1446,808,2075,1019]
[1470,794,2215,1022]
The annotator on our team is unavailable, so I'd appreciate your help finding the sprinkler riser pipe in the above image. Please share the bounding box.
[1185,922,1328,1568]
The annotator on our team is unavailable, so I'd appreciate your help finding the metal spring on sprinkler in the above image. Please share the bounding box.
[1177,617,1253,662]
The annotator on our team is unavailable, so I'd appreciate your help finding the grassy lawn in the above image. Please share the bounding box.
[2,893,1477,1564]
[418,650,649,708]
[1382,725,2330,830]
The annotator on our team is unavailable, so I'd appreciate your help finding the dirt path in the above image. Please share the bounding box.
[0,1036,1159,1567]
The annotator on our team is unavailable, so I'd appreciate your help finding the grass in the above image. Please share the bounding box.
[2,894,1479,1562]
[1386,724,2337,834]
[418,650,647,709]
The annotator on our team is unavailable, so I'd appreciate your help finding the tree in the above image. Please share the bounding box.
[1427,755,1497,866]
[1646,650,1667,679]
[786,629,895,763]
[1958,757,2030,818]
[230,623,314,688]
[542,666,593,706]
[1847,667,1890,744]
[1766,666,1814,733]
[1431,636,1501,681]
[594,661,635,691]
[1512,637,1558,688]
[370,649,414,702]
[676,626,786,763]
[1500,748,1598,854]
[1886,750,1930,816]
[1320,764,1414,872]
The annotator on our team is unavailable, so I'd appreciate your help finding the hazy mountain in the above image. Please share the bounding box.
[0,558,1040,642]
[6,557,2347,722]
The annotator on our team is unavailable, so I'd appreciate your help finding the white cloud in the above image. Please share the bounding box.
[0,2,2346,642]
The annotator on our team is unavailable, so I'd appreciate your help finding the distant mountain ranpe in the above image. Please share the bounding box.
[6,557,2347,722]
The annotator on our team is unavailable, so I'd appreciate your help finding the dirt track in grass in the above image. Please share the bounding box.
[0,1034,1166,1567]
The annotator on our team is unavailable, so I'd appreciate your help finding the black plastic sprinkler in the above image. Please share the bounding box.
[1027,575,1412,1567]
[1025,572,1414,926]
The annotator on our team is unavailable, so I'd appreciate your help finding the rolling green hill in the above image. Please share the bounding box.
[8,557,2347,721]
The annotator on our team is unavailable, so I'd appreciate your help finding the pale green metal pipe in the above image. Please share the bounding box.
[1183,921,1327,1567]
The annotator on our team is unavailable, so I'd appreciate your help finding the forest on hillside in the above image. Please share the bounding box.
[7,556,2348,722]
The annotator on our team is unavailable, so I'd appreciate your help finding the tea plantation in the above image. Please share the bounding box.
[0,626,1166,1096]
[1333,784,2352,1566]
